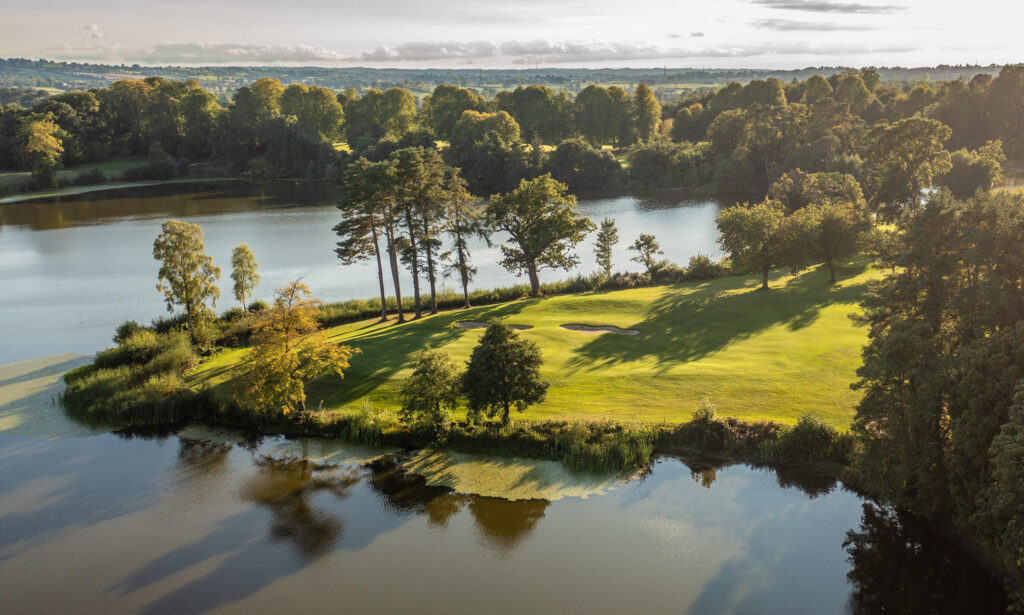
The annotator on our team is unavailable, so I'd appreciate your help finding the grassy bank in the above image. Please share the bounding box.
[191,260,876,427]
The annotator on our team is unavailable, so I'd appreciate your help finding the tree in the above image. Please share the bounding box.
[391,147,447,317]
[593,217,619,278]
[336,157,403,322]
[152,219,221,335]
[19,116,63,187]
[485,174,595,296]
[628,233,664,274]
[462,322,548,426]
[545,137,622,192]
[230,243,260,309]
[573,85,616,145]
[234,281,357,414]
[280,84,345,143]
[425,84,484,140]
[440,168,486,309]
[715,201,789,290]
[399,350,461,436]
[864,117,952,218]
[634,82,661,142]
[792,202,864,283]
[833,74,873,114]
[802,75,833,104]
[939,140,1005,199]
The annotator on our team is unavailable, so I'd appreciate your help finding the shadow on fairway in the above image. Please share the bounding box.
[564,262,870,375]
[316,298,539,405]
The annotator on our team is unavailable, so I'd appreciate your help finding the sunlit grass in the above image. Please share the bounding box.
[189,261,878,428]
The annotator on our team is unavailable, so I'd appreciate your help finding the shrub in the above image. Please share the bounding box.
[94,330,162,369]
[248,299,268,313]
[767,413,852,464]
[686,253,722,280]
[152,312,189,334]
[113,320,147,344]
[554,420,655,473]
[72,168,106,186]
[650,262,687,284]
[219,307,248,323]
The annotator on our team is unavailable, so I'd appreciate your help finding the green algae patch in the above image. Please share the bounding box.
[402,448,626,501]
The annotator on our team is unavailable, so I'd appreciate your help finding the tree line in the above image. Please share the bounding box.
[2,66,1020,199]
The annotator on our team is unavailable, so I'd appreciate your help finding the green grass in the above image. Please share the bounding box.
[0,158,147,188]
[189,261,878,428]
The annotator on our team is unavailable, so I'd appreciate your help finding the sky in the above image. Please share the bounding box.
[1,0,1020,68]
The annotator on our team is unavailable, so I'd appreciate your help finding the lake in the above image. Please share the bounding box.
[0,426,1007,614]
[0,181,724,364]
[0,182,1010,613]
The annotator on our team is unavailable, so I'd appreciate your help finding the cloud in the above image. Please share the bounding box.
[753,18,876,30]
[78,23,103,39]
[360,40,498,62]
[131,42,352,64]
[691,32,706,38]
[359,38,915,64]
[753,0,903,13]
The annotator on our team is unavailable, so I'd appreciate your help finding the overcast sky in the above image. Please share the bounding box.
[1,0,1019,68]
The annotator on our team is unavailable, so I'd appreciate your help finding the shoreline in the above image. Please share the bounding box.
[0,177,242,205]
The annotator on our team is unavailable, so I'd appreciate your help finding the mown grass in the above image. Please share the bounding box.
[189,259,877,429]
[0,158,147,188]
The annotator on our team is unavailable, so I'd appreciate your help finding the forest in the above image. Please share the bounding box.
[1,65,1020,202]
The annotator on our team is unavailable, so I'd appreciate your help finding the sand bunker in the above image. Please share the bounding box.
[559,324,639,335]
[455,321,532,330]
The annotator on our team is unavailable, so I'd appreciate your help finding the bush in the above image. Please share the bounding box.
[113,320,147,344]
[248,299,268,313]
[219,307,248,323]
[151,312,188,334]
[554,420,655,473]
[686,253,722,280]
[650,262,687,284]
[72,168,106,186]
[767,413,852,464]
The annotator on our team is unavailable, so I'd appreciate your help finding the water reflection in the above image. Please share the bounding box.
[241,456,360,558]
[0,431,1009,613]
[844,503,1008,614]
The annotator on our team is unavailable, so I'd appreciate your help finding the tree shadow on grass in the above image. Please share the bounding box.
[564,262,870,376]
[314,298,540,406]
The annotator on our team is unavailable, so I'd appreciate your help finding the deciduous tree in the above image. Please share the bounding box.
[485,174,595,296]
[234,281,357,414]
[152,219,221,335]
[230,243,260,309]
[399,350,461,436]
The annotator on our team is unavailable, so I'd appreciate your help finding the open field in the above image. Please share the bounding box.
[189,260,878,428]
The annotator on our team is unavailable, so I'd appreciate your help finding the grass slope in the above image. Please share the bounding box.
[189,260,877,428]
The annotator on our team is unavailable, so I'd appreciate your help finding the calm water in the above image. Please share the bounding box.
[0,181,723,363]
[0,429,1006,614]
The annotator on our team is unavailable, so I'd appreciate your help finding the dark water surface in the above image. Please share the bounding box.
[0,430,1007,614]
[0,181,723,364]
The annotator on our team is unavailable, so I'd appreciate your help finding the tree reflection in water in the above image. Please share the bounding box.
[240,456,360,559]
[844,502,1008,614]
[366,456,549,554]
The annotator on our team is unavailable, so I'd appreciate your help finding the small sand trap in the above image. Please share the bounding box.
[560,324,639,335]
[455,321,532,330]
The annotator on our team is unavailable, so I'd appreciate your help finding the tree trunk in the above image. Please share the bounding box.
[761,261,769,290]
[424,236,438,315]
[502,401,511,427]
[827,256,836,284]
[459,246,471,309]
[404,211,422,319]
[371,223,388,321]
[385,227,405,323]
[527,262,541,297]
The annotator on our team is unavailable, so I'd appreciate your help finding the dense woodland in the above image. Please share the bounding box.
[1,65,1021,200]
